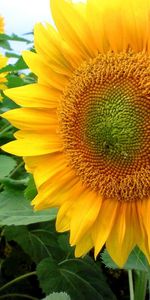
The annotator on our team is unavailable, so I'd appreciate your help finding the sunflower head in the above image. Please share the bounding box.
[1,0,150,267]
[60,50,150,203]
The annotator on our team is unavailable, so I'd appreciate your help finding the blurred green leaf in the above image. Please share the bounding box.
[0,155,17,178]
[101,247,150,272]
[0,33,31,43]
[5,51,20,58]
[6,73,26,88]
[0,187,57,225]
[0,95,19,111]
[37,256,116,300]
[0,39,12,50]
[0,56,28,73]
[13,56,28,70]
[42,292,71,300]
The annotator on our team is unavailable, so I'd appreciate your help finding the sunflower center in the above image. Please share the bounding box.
[84,86,142,162]
[59,51,150,202]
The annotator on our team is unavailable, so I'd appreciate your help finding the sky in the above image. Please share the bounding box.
[0,0,52,35]
[0,0,84,34]
[0,0,53,55]
[0,0,83,55]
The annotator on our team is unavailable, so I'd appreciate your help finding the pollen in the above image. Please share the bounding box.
[59,50,150,202]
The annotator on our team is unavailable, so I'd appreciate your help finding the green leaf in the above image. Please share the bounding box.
[42,292,71,300]
[37,256,116,300]
[4,226,58,263]
[0,187,57,225]
[0,39,12,50]
[6,74,26,88]
[0,56,28,73]
[5,51,20,58]
[0,155,17,178]
[0,95,19,111]
[101,247,150,272]
[0,177,28,189]
[13,56,28,70]
[24,175,37,200]
[58,234,74,256]
[0,33,31,43]
[101,250,118,269]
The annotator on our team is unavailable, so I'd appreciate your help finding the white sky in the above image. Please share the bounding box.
[0,0,52,35]
[0,0,83,55]
[0,0,84,35]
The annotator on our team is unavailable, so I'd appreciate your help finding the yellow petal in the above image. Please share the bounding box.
[106,202,135,267]
[87,0,150,52]
[2,108,58,131]
[22,51,69,90]
[23,154,51,173]
[137,199,150,262]
[32,169,78,210]
[34,23,73,75]
[87,0,109,52]
[46,22,83,69]
[0,16,4,33]
[4,84,60,108]
[70,191,102,245]
[1,130,62,156]
[56,181,87,231]
[56,201,74,232]
[121,0,150,52]
[50,0,97,59]
[92,199,118,258]
[102,0,124,52]
[0,54,7,68]
[75,233,93,257]
[25,152,66,188]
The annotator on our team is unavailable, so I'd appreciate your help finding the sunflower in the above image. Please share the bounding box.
[0,16,4,33]
[1,0,150,267]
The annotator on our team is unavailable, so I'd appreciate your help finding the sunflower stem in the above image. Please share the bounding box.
[9,160,24,177]
[148,279,150,300]
[0,160,24,191]
[0,293,38,300]
[0,271,36,293]
[134,270,148,300]
[128,270,134,300]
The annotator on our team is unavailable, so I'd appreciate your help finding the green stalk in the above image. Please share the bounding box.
[134,271,148,300]
[9,160,24,177]
[0,271,36,293]
[0,160,24,192]
[0,293,38,300]
[128,270,134,300]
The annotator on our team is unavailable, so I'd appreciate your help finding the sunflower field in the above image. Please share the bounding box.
[0,1,150,299]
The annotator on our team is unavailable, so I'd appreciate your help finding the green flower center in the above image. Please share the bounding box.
[84,85,143,163]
